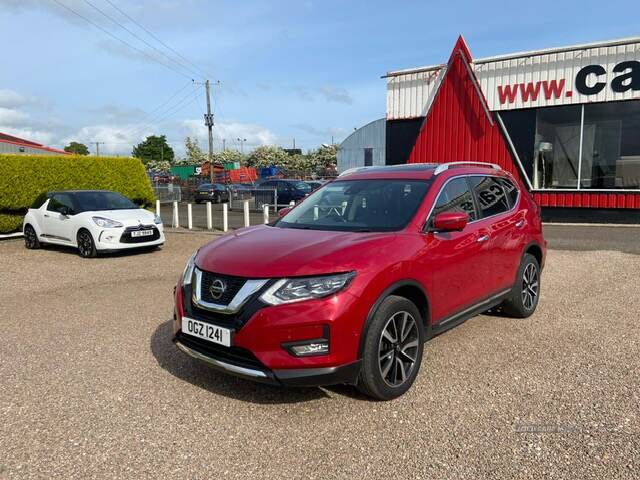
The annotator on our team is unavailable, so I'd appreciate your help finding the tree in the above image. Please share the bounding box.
[245,145,289,168]
[64,141,89,155]
[178,136,206,165]
[132,135,174,165]
[213,149,247,166]
[309,144,338,170]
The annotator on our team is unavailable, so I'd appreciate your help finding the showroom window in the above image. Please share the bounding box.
[499,100,640,191]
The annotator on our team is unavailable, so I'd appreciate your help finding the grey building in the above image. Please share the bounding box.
[336,118,386,173]
[0,132,69,156]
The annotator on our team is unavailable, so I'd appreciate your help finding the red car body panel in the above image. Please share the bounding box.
[173,164,546,385]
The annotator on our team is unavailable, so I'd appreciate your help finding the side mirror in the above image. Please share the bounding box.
[59,206,71,216]
[278,207,292,218]
[432,212,469,232]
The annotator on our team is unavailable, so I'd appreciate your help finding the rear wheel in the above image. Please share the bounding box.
[213,193,221,204]
[77,229,97,258]
[357,296,424,400]
[501,253,540,318]
[24,224,40,249]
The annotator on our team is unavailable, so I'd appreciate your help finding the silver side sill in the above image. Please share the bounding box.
[175,341,268,378]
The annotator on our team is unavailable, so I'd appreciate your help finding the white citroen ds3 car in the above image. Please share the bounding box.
[23,190,165,257]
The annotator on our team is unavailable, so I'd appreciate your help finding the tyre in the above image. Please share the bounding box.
[501,253,540,318]
[356,295,424,400]
[24,224,40,249]
[195,199,202,204]
[213,193,221,204]
[77,229,97,258]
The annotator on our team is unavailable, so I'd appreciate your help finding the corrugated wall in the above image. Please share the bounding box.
[337,118,386,173]
[386,68,444,120]
[406,47,522,182]
[475,41,640,111]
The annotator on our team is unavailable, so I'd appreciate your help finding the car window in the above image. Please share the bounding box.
[293,181,312,193]
[199,183,212,189]
[31,193,49,209]
[47,193,76,214]
[261,181,275,188]
[276,182,289,192]
[432,177,477,221]
[277,179,431,232]
[497,177,519,208]
[72,191,138,212]
[468,176,511,218]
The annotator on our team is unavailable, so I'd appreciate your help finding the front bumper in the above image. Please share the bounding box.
[95,226,165,250]
[174,337,361,387]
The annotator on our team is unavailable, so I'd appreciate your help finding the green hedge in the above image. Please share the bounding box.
[0,213,23,234]
[0,154,155,233]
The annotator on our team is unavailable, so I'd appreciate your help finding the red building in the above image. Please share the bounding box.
[0,132,69,156]
[385,36,640,219]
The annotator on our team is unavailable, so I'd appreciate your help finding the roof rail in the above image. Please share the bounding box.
[433,161,501,175]
[338,166,371,177]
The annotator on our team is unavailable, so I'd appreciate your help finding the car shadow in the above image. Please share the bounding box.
[38,242,160,258]
[150,320,343,405]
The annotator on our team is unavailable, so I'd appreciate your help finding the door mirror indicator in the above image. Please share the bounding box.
[432,212,469,232]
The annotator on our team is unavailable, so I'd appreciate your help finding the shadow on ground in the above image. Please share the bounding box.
[150,320,367,404]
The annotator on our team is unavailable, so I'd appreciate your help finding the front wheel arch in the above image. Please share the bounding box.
[358,280,431,359]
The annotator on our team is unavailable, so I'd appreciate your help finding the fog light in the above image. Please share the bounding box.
[282,327,330,357]
[289,341,329,357]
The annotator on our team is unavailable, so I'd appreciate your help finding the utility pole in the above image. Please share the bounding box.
[237,137,247,154]
[204,79,215,183]
[293,138,296,149]
[222,139,226,151]
[94,142,104,157]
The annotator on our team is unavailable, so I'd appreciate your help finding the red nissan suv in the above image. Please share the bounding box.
[173,162,546,400]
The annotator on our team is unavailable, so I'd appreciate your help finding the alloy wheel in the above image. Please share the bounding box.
[24,226,37,248]
[78,232,93,257]
[522,263,539,310]
[378,311,419,387]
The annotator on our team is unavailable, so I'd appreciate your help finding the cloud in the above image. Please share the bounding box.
[62,124,154,155]
[0,126,56,145]
[0,107,30,126]
[291,85,353,104]
[291,123,349,141]
[181,119,278,150]
[318,86,352,105]
[0,89,35,108]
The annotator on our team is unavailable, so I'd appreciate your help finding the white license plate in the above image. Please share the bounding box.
[181,317,231,347]
[131,230,153,238]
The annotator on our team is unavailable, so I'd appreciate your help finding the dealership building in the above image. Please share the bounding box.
[341,36,640,218]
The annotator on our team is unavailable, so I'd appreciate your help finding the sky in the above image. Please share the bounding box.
[1,0,639,157]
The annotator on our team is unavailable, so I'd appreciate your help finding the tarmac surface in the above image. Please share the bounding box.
[1,231,639,479]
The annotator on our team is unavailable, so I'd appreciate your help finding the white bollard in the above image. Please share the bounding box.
[206,202,212,230]
[263,204,269,224]
[155,199,160,217]
[222,203,228,232]
[187,203,193,230]
[172,201,179,228]
[243,200,250,227]
[289,200,295,206]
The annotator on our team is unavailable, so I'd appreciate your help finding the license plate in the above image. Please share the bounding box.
[131,230,153,237]
[181,317,231,347]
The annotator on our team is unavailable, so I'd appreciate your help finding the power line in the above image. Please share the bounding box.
[81,0,201,79]
[134,80,193,126]
[49,0,194,80]
[103,0,212,79]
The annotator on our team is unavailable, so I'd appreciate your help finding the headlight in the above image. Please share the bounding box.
[260,272,355,305]
[92,216,124,228]
[182,251,197,285]
[154,215,163,225]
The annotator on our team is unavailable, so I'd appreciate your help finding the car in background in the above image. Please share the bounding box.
[23,190,164,258]
[172,162,546,400]
[258,179,312,206]
[305,180,327,191]
[230,183,254,200]
[194,183,230,204]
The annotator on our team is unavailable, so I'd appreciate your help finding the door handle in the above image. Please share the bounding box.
[515,219,526,228]
[477,234,490,243]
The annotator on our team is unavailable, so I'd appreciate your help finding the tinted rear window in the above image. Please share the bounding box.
[468,176,511,218]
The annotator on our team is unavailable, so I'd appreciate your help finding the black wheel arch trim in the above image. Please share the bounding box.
[357,279,431,358]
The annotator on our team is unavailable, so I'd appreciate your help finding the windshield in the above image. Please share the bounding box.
[73,191,139,212]
[293,181,312,192]
[276,179,431,232]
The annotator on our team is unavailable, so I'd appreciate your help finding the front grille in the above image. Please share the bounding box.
[200,271,246,305]
[176,332,264,370]
[120,225,160,243]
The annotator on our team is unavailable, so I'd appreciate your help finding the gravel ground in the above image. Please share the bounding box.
[1,233,639,480]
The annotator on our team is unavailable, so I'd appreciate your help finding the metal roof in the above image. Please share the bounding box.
[384,36,640,77]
